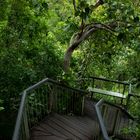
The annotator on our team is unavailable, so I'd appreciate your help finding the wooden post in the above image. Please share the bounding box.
[23,109,30,140]
[81,96,85,115]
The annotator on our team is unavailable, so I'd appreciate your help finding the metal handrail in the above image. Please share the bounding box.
[103,100,134,120]
[13,77,136,140]
[76,77,132,106]
[12,78,51,140]
[95,99,111,140]
[12,78,88,140]
[95,98,137,140]
[89,76,130,85]
[12,78,50,140]
[12,91,27,140]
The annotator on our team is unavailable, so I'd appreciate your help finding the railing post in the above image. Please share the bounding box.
[90,78,95,99]
[81,96,85,115]
[126,94,131,110]
[23,109,30,140]
[121,84,126,104]
[126,83,132,109]
[112,109,120,135]
[48,87,53,113]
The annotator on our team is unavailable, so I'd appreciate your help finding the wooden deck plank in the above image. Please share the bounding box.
[51,115,88,139]
[64,115,99,133]
[31,130,52,136]
[32,115,80,139]
[72,116,100,135]
[31,135,65,140]
[46,119,80,139]
[31,121,67,139]
[48,117,88,140]
[31,113,100,140]
[63,117,92,134]
[55,114,93,138]
[31,126,52,135]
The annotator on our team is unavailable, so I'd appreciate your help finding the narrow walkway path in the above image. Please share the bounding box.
[30,113,100,140]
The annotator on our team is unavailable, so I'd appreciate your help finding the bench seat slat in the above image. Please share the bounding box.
[87,87,126,99]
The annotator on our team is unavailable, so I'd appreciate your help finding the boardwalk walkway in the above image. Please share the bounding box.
[30,113,100,140]
[12,78,137,140]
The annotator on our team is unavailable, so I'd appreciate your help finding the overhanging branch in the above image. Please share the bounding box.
[64,22,116,72]
[73,0,76,11]
[94,0,104,8]
[90,0,104,10]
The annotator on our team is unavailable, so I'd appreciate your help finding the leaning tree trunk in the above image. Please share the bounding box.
[64,23,115,72]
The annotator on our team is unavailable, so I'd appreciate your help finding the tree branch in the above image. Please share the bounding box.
[73,0,76,11]
[94,0,104,7]
[64,22,115,72]
[90,0,104,10]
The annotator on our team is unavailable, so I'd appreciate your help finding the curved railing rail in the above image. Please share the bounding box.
[12,78,88,140]
[95,98,136,140]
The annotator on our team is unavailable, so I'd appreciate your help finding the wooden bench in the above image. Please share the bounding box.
[87,87,126,99]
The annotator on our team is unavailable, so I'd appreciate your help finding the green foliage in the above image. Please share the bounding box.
[0,0,63,112]
[0,0,140,138]
[69,0,140,82]
[74,0,91,19]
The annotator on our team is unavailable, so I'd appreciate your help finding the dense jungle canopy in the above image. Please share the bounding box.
[0,0,140,138]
